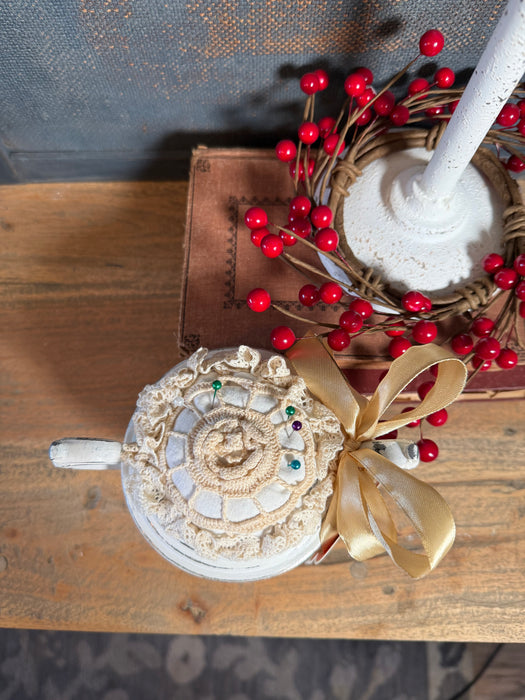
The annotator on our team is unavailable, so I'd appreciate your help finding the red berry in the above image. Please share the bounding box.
[246,288,271,312]
[471,317,494,337]
[245,207,268,229]
[310,205,333,228]
[289,160,304,181]
[356,88,376,107]
[451,333,473,355]
[429,364,439,378]
[482,252,504,273]
[412,319,438,344]
[289,195,311,217]
[260,233,283,258]
[515,280,525,300]
[289,158,315,181]
[314,69,329,91]
[418,438,439,462]
[298,121,319,145]
[474,337,501,360]
[421,295,433,312]
[401,290,427,313]
[344,73,366,97]
[472,356,492,371]
[271,326,296,351]
[494,267,518,290]
[390,105,410,126]
[275,140,297,163]
[300,72,320,95]
[520,301,525,319]
[426,105,445,118]
[506,155,525,173]
[318,116,336,138]
[319,281,343,304]
[339,309,363,333]
[408,78,429,98]
[289,219,312,238]
[323,133,345,156]
[315,227,339,251]
[389,337,411,358]
[519,99,525,117]
[518,119,525,136]
[299,284,320,307]
[373,91,395,116]
[496,103,520,127]
[349,298,373,319]
[354,107,372,126]
[496,348,518,369]
[448,99,460,114]
[401,407,420,427]
[426,408,448,427]
[356,67,374,84]
[435,67,455,88]
[250,227,270,247]
[419,29,444,57]
[279,229,297,246]
[385,322,405,337]
[327,328,351,351]
[418,381,435,399]
[513,254,525,275]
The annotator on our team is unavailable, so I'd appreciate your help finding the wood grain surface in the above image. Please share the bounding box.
[1,181,524,641]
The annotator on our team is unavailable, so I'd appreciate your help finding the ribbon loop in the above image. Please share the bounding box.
[287,337,467,578]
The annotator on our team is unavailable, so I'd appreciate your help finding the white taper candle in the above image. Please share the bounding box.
[419,0,525,200]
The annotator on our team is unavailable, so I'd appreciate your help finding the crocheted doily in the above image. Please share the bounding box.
[121,346,343,561]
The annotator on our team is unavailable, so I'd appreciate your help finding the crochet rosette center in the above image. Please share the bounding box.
[188,408,280,488]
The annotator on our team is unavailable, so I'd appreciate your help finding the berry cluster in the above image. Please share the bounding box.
[448,252,525,371]
[274,29,524,203]
[273,30,466,203]
[244,28,525,464]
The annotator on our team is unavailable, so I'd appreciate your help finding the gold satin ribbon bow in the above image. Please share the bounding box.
[287,337,467,578]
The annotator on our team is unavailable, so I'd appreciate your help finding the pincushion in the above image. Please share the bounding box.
[121,346,343,578]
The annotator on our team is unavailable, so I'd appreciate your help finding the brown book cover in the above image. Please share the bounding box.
[179,147,525,399]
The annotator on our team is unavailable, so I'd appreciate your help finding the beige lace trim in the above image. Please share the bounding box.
[121,346,343,560]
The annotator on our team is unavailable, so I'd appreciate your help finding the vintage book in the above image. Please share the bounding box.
[179,147,525,399]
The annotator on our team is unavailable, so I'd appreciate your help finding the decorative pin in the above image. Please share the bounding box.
[212,380,222,406]
[284,405,297,436]
[292,420,302,431]
[288,459,301,470]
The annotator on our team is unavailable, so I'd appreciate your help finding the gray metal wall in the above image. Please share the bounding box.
[0,0,506,182]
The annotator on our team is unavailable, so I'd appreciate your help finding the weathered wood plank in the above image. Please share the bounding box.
[0,181,524,641]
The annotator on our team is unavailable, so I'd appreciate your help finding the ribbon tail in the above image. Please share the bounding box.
[320,449,456,578]
[355,449,456,578]
[319,451,398,563]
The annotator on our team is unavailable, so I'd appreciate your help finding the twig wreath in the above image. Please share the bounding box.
[244,29,525,378]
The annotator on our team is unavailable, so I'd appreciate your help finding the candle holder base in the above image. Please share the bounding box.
[339,146,503,296]
[327,128,524,316]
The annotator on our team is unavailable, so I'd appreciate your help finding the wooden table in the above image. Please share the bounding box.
[1,181,524,642]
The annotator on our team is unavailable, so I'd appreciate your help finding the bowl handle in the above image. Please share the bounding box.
[361,438,419,470]
[49,438,122,470]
